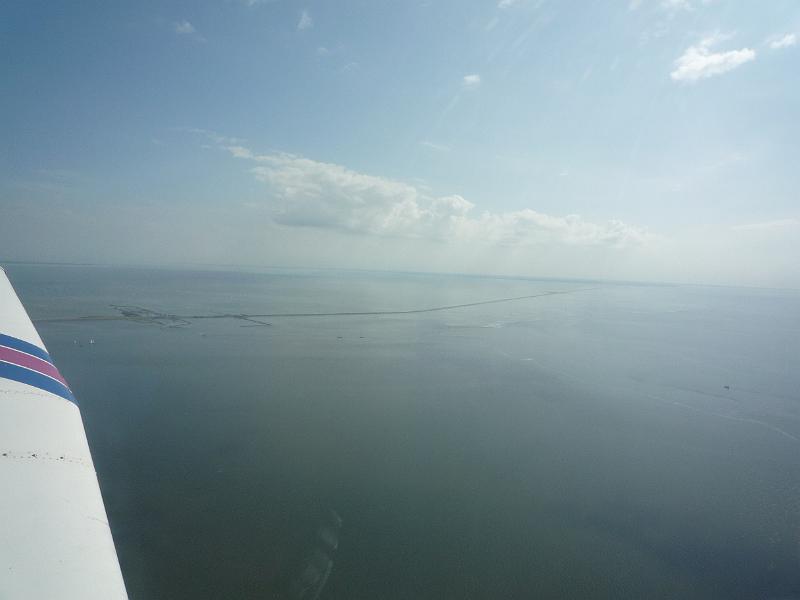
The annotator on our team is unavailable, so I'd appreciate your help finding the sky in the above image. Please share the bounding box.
[1,0,798,287]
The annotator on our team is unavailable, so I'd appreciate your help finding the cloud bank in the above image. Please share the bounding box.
[223,144,649,249]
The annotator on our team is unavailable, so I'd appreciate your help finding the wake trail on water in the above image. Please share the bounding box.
[645,393,800,443]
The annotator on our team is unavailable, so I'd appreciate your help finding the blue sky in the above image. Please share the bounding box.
[2,0,798,286]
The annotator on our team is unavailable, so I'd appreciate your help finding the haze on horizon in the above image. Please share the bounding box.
[2,1,798,288]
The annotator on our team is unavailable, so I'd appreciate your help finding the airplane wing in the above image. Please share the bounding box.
[0,267,128,599]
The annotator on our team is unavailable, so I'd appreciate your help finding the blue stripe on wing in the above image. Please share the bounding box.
[0,333,52,363]
[0,361,76,403]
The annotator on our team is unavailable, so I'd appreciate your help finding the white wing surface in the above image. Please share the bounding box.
[0,267,128,599]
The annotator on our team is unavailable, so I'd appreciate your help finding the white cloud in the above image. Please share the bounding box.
[173,20,206,42]
[671,34,755,82]
[658,0,716,10]
[341,61,359,73]
[188,128,245,146]
[227,145,255,159]
[498,0,520,8]
[419,140,451,152]
[462,74,481,88]
[732,218,800,232]
[630,0,708,12]
[174,21,196,35]
[219,144,649,248]
[297,9,313,31]
[769,33,797,50]
[661,0,691,9]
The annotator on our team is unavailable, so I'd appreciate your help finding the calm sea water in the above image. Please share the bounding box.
[6,264,800,599]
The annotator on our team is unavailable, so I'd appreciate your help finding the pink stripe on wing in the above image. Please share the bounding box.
[0,345,70,388]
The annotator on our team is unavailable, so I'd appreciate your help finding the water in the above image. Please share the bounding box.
[6,264,800,599]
